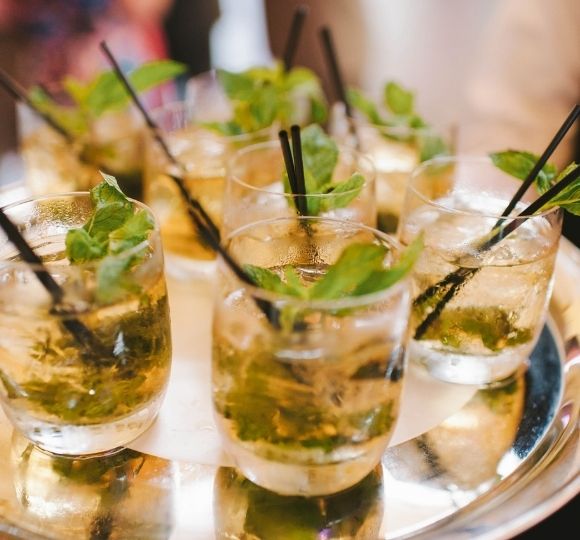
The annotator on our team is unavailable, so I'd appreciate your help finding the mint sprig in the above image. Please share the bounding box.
[29,60,187,136]
[243,235,423,303]
[348,81,449,162]
[285,124,366,215]
[65,173,154,302]
[207,62,327,135]
[490,150,580,215]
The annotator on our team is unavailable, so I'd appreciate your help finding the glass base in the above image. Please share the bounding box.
[222,435,389,497]
[410,340,530,387]
[4,394,165,456]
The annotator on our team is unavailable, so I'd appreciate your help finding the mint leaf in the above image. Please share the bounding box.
[85,60,186,117]
[85,173,133,240]
[211,64,327,135]
[319,173,365,212]
[65,228,106,263]
[489,150,558,190]
[310,244,387,300]
[353,235,423,296]
[65,174,154,303]
[96,251,142,303]
[201,121,242,136]
[28,86,88,136]
[300,124,339,187]
[347,88,383,125]
[217,69,255,100]
[108,209,154,254]
[419,134,449,162]
[243,264,303,297]
[384,81,414,115]
[539,162,580,215]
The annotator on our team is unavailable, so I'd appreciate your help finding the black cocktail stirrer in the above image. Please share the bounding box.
[290,125,308,216]
[414,133,580,340]
[98,41,220,242]
[0,208,100,354]
[0,68,73,143]
[319,26,360,149]
[99,41,279,324]
[283,5,309,71]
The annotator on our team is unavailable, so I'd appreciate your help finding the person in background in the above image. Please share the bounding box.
[460,0,580,247]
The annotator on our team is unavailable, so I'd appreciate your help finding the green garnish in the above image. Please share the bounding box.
[244,234,423,303]
[28,60,186,137]
[348,81,449,161]
[416,306,532,352]
[65,173,154,303]
[490,150,580,215]
[205,62,327,135]
[283,124,366,215]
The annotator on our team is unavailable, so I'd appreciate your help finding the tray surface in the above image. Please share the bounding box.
[0,183,578,540]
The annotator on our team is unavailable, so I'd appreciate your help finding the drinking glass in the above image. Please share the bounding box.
[19,105,145,200]
[330,108,451,233]
[223,140,377,235]
[143,100,275,279]
[398,156,562,386]
[212,216,411,496]
[0,193,172,455]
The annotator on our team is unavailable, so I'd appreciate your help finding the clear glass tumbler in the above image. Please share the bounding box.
[223,139,376,236]
[212,216,411,496]
[19,105,145,200]
[144,100,274,279]
[0,193,172,455]
[398,156,562,386]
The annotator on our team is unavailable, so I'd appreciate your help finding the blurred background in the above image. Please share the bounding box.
[0,0,578,244]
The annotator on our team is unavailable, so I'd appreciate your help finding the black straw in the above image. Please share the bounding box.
[319,26,359,148]
[414,163,580,339]
[279,130,299,196]
[283,5,308,71]
[290,125,308,215]
[0,208,99,352]
[99,41,178,169]
[99,41,220,241]
[0,68,73,142]
[319,26,352,118]
[499,104,580,219]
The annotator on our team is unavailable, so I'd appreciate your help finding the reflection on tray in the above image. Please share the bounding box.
[214,466,384,539]
[10,433,176,539]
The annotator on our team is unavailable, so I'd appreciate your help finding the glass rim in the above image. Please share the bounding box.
[223,215,409,310]
[354,117,443,138]
[226,139,377,198]
[0,190,160,273]
[150,99,276,142]
[408,155,561,220]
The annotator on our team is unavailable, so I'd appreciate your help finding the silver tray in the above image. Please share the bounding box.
[0,182,578,540]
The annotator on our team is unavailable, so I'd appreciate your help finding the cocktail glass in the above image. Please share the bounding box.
[0,192,172,455]
[143,100,275,279]
[330,106,451,233]
[223,139,377,236]
[19,105,144,200]
[398,156,562,385]
[212,216,411,496]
